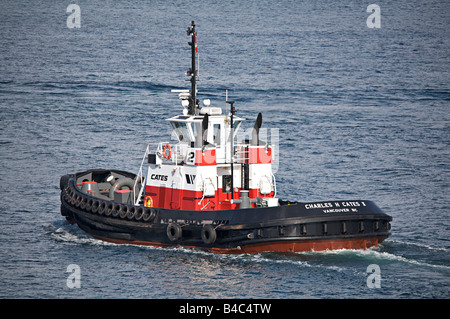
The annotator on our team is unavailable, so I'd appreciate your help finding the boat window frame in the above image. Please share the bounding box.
[170,120,194,143]
[213,123,221,146]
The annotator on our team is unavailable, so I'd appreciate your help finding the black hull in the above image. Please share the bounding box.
[60,169,392,254]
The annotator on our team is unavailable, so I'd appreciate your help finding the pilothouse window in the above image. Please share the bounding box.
[170,121,193,142]
[190,122,200,141]
[213,124,221,145]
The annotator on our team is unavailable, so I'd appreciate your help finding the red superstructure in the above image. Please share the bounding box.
[132,22,277,212]
[141,109,277,211]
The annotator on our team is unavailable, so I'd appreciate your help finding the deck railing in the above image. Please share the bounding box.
[133,143,150,206]
[156,142,189,165]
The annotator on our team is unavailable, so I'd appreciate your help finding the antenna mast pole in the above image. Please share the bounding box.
[187,21,198,115]
[226,100,235,199]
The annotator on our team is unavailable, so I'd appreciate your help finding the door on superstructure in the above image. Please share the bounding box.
[212,122,225,163]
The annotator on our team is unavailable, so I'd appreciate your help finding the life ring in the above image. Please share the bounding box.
[144,195,153,207]
[162,144,172,160]
[201,224,217,245]
[167,223,182,242]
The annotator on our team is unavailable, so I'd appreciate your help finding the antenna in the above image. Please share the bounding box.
[186,21,198,115]
[225,89,228,115]
[226,100,236,199]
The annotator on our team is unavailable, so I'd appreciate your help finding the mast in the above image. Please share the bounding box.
[226,100,235,199]
[186,21,198,115]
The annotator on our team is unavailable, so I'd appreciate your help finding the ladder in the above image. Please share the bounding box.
[133,144,150,206]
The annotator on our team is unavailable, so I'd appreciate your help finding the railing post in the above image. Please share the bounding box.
[133,143,150,206]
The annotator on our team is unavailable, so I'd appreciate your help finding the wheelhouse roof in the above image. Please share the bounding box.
[166,114,245,122]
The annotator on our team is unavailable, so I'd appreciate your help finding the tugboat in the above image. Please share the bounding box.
[59,21,392,254]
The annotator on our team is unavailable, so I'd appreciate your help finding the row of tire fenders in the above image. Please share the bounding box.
[62,181,218,245]
[62,182,156,222]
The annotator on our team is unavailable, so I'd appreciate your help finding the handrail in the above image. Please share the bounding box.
[133,143,150,206]
[156,142,189,165]
[132,142,187,205]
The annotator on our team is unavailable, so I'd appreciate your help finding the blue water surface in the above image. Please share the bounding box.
[0,0,449,298]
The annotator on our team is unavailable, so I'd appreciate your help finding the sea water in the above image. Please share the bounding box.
[0,0,449,298]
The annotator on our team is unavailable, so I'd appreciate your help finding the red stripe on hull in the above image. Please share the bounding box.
[237,145,273,164]
[194,149,216,166]
[145,185,238,210]
[92,235,388,254]
[238,236,386,254]
[145,185,274,210]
